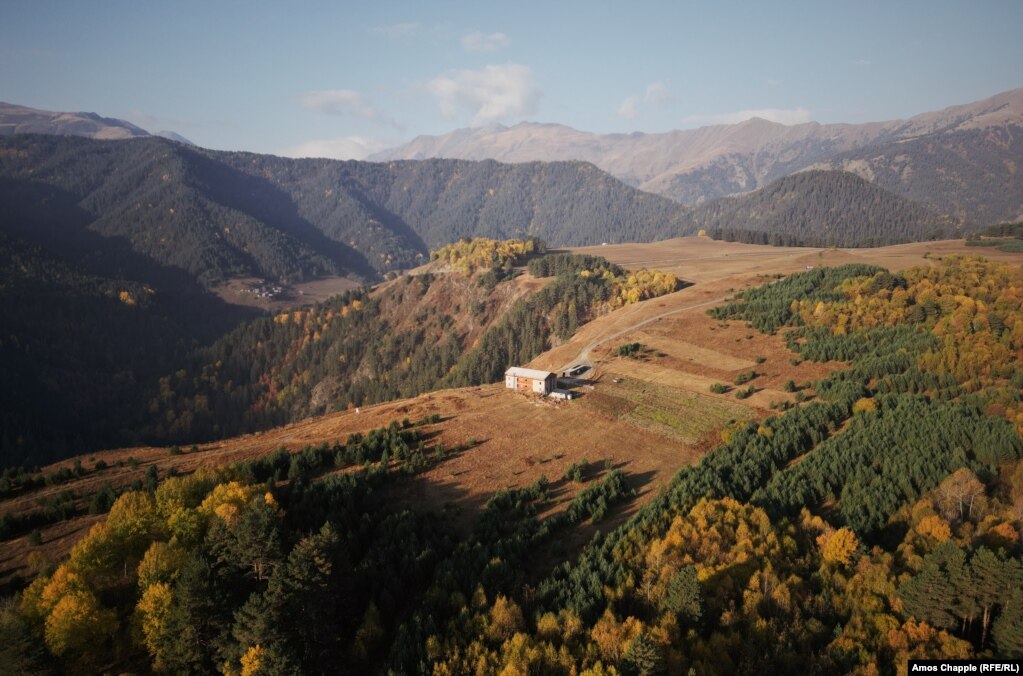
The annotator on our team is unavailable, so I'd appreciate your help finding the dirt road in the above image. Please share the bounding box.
[557,295,731,374]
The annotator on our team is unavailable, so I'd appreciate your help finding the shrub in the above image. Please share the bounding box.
[616,342,644,358]
[734,370,758,385]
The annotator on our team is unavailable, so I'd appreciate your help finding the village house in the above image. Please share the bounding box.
[504,366,558,396]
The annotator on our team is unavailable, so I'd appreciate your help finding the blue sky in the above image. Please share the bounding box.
[2,1,1021,158]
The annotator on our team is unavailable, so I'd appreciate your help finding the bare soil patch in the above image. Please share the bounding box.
[211,275,362,311]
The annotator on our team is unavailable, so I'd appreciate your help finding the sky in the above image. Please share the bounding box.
[2,0,1022,159]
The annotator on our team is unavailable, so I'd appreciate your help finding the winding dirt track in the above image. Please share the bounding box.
[557,296,730,374]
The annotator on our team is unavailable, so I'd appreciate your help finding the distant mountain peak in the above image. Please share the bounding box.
[0,101,191,144]
[155,130,194,145]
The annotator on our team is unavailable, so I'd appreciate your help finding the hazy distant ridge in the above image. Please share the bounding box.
[0,101,192,144]
[373,87,1023,224]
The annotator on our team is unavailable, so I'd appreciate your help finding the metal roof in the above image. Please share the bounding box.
[504,366,555,380]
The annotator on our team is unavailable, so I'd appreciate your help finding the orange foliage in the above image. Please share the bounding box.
[799,258,1023,435]
[914,515,952,543]
[817,528,860,566]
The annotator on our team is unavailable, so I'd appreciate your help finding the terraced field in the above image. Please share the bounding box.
[580,376,751,443]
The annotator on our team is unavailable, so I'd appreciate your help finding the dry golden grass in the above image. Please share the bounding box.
[574,236,1023,283]
[0,384,702,586]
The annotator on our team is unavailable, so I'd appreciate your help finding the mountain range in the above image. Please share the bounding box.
[0,102,192,144]
[0,132,956,301]
[689,170,953,247]
[0,135,956,466]
[0,89,1017,463]
[0,134,693,463]
[0,134,695,288]
[373,87,1023,226]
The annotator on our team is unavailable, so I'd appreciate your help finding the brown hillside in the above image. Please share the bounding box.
[4,236,1022,588]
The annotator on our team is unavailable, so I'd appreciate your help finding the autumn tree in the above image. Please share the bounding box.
[44,590,116,659]
[935,469,987,524]
[817,528,860,567]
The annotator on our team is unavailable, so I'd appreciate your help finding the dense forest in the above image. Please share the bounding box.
[0,134,695,286]
[145,249,680,445]
[965,222,1023,253]
[821,126,1023,227]
[0,233,259,467]
[0,418,638,674]
[2,257,1021,673]
[696,170,955,247]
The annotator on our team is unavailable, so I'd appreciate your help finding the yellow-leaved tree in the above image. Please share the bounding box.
[240,645,266,676]
[817,527,860,566]
[136,582,173,667]
[486,595,525,642]
[44,589,117,657]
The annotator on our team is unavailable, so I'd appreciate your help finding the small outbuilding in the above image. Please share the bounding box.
[504,367,558,396]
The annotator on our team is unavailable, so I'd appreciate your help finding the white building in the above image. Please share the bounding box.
[504,367,558,396]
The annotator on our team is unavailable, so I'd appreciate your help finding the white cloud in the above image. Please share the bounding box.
[300,89,398,128]
[427,64,540,126]
[278,136,393,161]
[372,22,420,39]
[616,82,675,120]
[687,107,813,126]
[645,82,676,106]
[617,96,639,119]
[461,31,510,53]
[853,58,871,66]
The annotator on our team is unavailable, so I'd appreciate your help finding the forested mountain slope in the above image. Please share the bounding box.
[0,232,259,468]
[815,124,1023,226]
[0,236,677,464]
[0,135,376,285]
[145,249,680,444]
[3,258,1021,673]
[698,170,955,246]
[0,134,696,287]
[209,151,695,252]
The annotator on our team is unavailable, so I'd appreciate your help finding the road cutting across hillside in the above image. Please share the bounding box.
[557,295,731,375]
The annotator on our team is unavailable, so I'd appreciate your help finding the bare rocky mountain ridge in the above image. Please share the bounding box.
[372,87,1023,222]
[0,102,192,144]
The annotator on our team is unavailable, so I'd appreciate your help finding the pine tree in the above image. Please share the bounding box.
[992,588,1023,657]
[660,566,702,624]
[622,632,666,676]
[898,545,959,630]
[972,548,1023,648]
